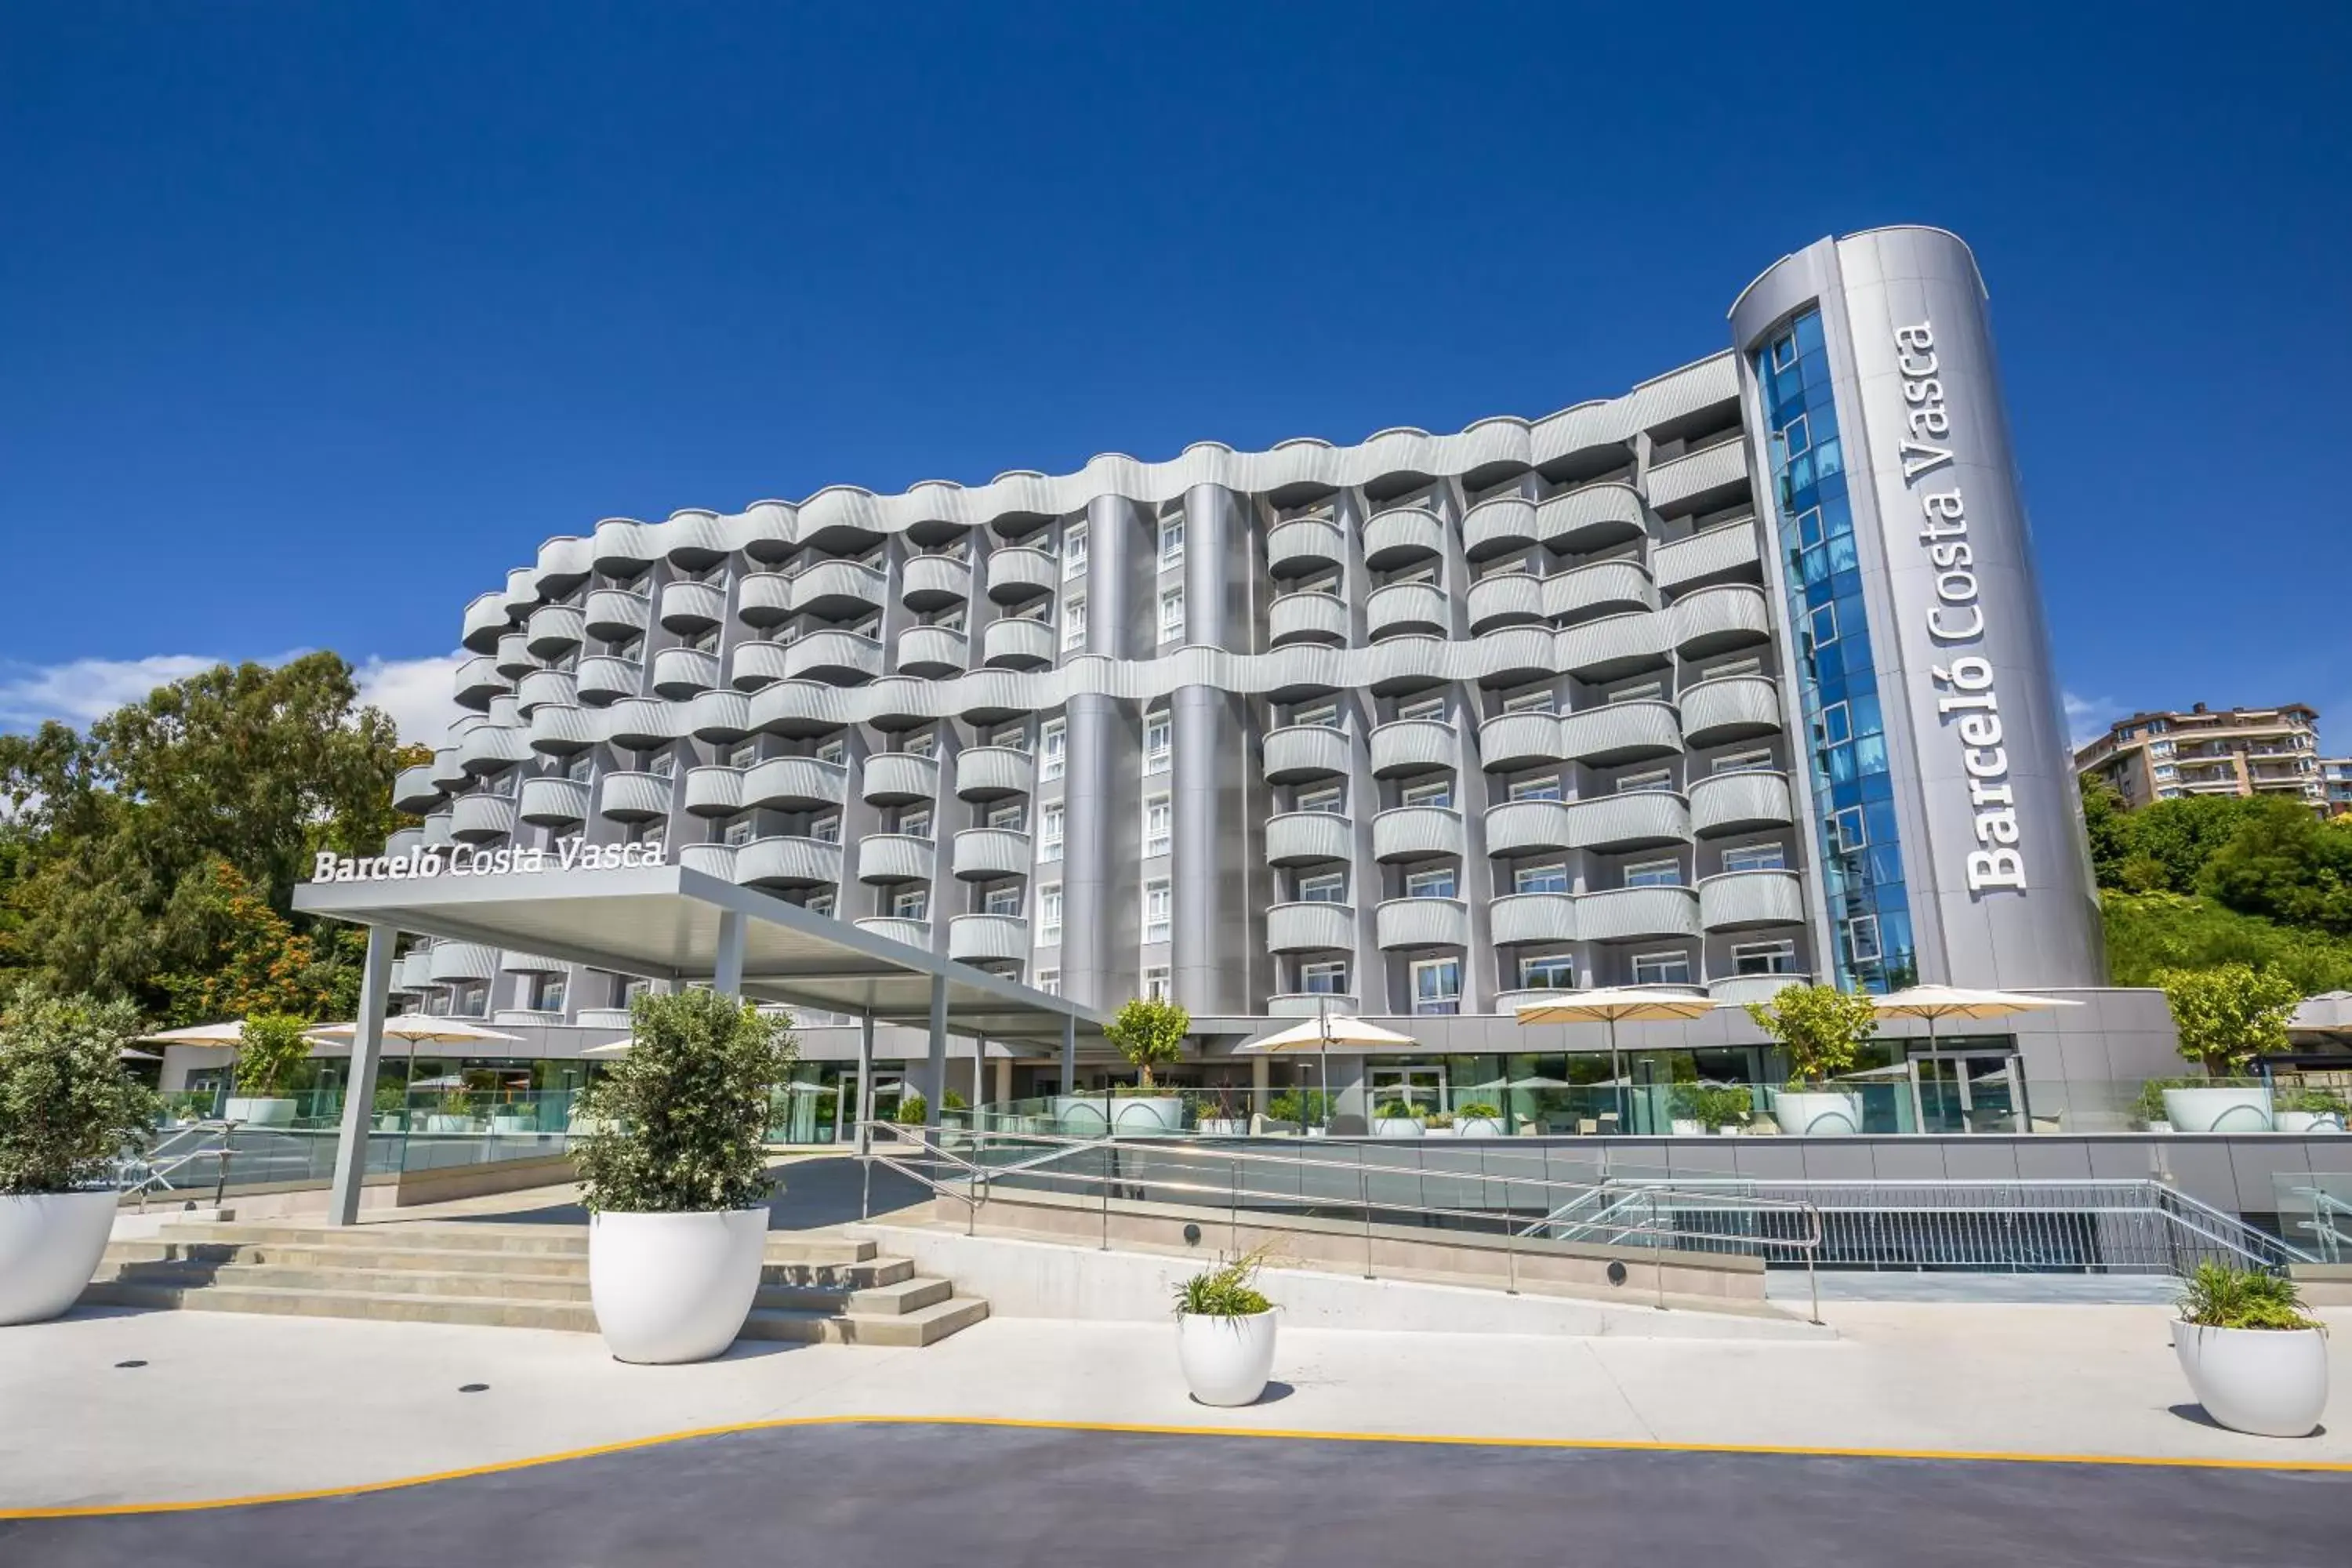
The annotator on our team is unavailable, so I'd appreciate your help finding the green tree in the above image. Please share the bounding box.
[1743,983,1879,1087]
[571,990,798,1213]
[2156,963,2303,1075]
[2116,793,2268,895]
[2199,799,2352,935]
[2103,891,2352,993]
[2078,776,2133,890]
[232,1012,316,1100]
[1103,995,1190,1088]
[0,986,158,1194]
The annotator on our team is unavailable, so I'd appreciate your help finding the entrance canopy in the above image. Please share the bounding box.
[293,861,1104,1048]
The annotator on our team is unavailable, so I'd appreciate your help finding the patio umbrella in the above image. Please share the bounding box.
[137,1022,249,1047]
[1238,1007,1417,1129]
[1514,990,1720,1127]
[580,1037,634,1057]
[118,1047,162,1062]
[309,1016,522,1093]
[1867,985,2081,1054]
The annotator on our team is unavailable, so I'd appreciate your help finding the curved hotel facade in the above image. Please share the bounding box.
[368,227,2146,1094]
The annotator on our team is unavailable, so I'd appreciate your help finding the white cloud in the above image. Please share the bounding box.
[354,652,466,745]
[2063,689,2125,748]
[0,650,463,746]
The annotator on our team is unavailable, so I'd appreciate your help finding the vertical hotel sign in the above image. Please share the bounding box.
[1891,321,2027,895]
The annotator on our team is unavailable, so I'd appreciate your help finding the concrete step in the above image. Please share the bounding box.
[101,1240,913,1289]
[99,1261,594,1302]
[739,1295,988,1348]
[145,1221,879,1269]
[82,1279,601,1332]
[755,1276,951,1316]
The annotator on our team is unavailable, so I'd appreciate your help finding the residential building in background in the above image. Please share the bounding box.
[2318,757,2352,817]
[2073,704,2324,811]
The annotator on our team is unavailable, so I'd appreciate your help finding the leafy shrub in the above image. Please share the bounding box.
[1424,1110,1454,1129]
[1373,1100,1418,1120]
[1174,1244,1276,1319]
[0,989,159,1194]
[1671,1082,1755,1128]
[571,989,797,1214]
[233,1012,313,1099]
[1744,985,1878,1086]
[1104,995,1190,1087]
[2157,964,2302,1073]
[2281,1087,2350,1115]
[2177,1261,2321,1332]
[1266,1090,1328,1125]
[2103,891,2352,993]
[1454,1102,1501,1120]
[893,1094,927,1127]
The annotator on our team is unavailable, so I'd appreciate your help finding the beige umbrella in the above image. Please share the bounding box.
[1868,983,2081,1054]
[1237,1008,1417,1131]
[1515,989,1720,1126]
[580,1037,633,1057]
[137,1022,249,1047]
[309,1016,523,1100]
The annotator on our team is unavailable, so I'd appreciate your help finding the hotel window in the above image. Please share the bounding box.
[902,729,937,759]
[925,608,966,633]
[805,891,834,918]
[1040,719,1066,780]
[1300,960,1349,996]
[986,801,1025,830]
[1514,862,1569,894]
[1616,768,1675,795]
[724,817,756,847]
[1712,750,1776,775]
[1501,689,1555,715]
[1396,694,1447,724]
[1721,843,1788,873]
[1816,701,1852,749]
[1827,804,1867,853]
[728,741,759,768]
[1631,951,1692,986]
[2151,740,2176,758]
[891,887,929,920]
[1508,774,1563,802]
[1404,866,1457,898]
[615,634,644,666]
[1143,966,1172,1002]
[1159,588,1185,644]
[1806,601,1838,652]
[687,626,720,654]
[622,978,652,1006]
[648,751,677,779]
[1036,968,1060,996]
[1846,914,1883,964]
[1144,707,1172,773]
[566,753,594,782]
[2154,764,2177,779]
[899,807,932,840]
[1778,411,1812,459]
[1038,884,1063,944]
[1298,870,1346,904]
[1301,571,1341,598]
[1297,784,1345,815]
[452,981,489,1018]
[1038,804,1064,862]
[1410,957,1462,1016]
[531,972,568,1013]
[637,820,666,851]
[1400,779,1454,809]
[1607,680,1664,705]
[816,738,847,765]
[1624,858,1682,887]
[1386,562,1437,588]
[1062,521,1087,579]
[1061,597,1087,652]
[1143,794,1172,858]
[983,881,1022,916]
[810,815,841,844]
[1159,515,1185,568]
[1704,656,1764,682]
[1143,880,1172,944]
[1292,700,1341,730]
[1733,939,1799,976]
[990,724,1027,751]
[1519,953,1575,990]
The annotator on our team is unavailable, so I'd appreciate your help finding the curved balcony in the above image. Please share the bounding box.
[652,646,720,700]
[499,949,564,975]
[896,626,969,679]
[952,827,1032,881]
[1655,521,1762,593]
[982,616,1055,670]
[953,746,1033,801]
[1265,811,1353,867]
[453,655,510,713]
[1477,711,1563,772]
[1546,559,1655,625]
[735,835,842,891]
[1567,791,1691,853]
[1269,590,1349,646]
[1374,897,1469,951]
[1465,572,1544,635]
[394,947,437,991]
[1560,700,1682,768]
[598,771,673,822]
[428,940,500,985]
[1577,886,1701,943]
[1690,770,1796,837]
[1535,483,1645,555]
[677,843,737,880]
[1646,437,1751,514]
[385,826,424,860]
[517,776,589,828]
[461,593,511,654]
[1367,718,1456,779]
[784,629,884,685]
[1269,992,1361,1018]
[1363,507,1446,570]
[682,765,745,818]
[742,754,848,813]
[495,631,536,681]
[513,669,575,717]
[857,833,935,885]
[1558,610,1674,684]
[902,554,972,612]
[729,639,794,691]
[688,689,750,744]
[1708,972,1813,1005]
[657,579,727,635]
[393,764,445,815]
[789,560,887,621]
[858,915,933,949]
[735,572,793,628]
[1265,724,1352,785]
[1490,892,1577,946]
[862,751,940,807]
[1365,581,1448,641]
[419,811,455,851]
[603,700,675,753]
[1267,517,1345,579]
[1485,799,1574,856]
[521,605,585,666]
[1461,495,1538,561]
[985,546,1057,604]
[449,793,517,844]
[1698,869,1806,931]
[947,913,1029,964]
[1266,901,1355,954]
[575,655,641,706]
[1680,675,1782,749]
[1371,806,1465,863]
[455,724,529,779]
[583,589,651,642]
[1670,584,1774,659]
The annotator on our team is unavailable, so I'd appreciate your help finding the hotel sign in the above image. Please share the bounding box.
[310,840,668,884]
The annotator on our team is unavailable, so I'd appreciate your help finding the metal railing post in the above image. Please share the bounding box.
[1359,1160,1374,1279]
[212,1123,235,1208]
[1504,1175,1518,1295]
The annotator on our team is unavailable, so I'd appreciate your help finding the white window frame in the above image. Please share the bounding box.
[1143,707,1171,774]
[1143,879,1172,945]
[810,814,840,844]
[1036,968,1060,996]
[1623,857,1683,888]
[1404,866,1457,898]
[1297,784,1345,815]
[1817,700,1853,748]
[1143,793,1172,858]
[1061,596,1087,652]
[1704,655,1764,681]
[1731,938,1798,976]
[815,738,847,765]
[985,800,1025,829]
[1143,966,1172,1002]
[982,881,1023,916]
[1037,883,1063,945]
[1846,914,1883,964]
[1518,953,1575,990]
[1038,803,1064,862]
[1502,689,1556,715]
[1720,842,1787,873]
[1298,871,1347,904]
[1631,950,1693,985]
[804,891,834,918]
[1607,680,1664,705]
[1712,750,1776,775]
[1062,521,1088,579]
[1396,694,1447,724]
[1806,601,1838,652]
[1040,719,1066,782]
[1616,768,1675,794]
[724,816,756,847]
[1299,960,1349,996]
[1293,701,1341,730]
[1159,586,1185,644]
[1513,862,1570,894]
[891,887,929,920]
[1508,774,1562,801]
[1158,515,1185,568]
[1827,804,1867,853]
[899,807,932,840]
[1410,956,1462,1016]
[1400,779,1454,809]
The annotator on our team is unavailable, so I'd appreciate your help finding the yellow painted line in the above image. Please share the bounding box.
[7,1413,2350,1519]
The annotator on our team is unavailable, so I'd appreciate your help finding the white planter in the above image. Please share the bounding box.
[1110,1095,1185,1135]
[2175,1322,2331,1437]
[1454,1116,1505,1138]
[0,1190,120,1326]
[1177,1308,1279,1406]
[1773,1090,1864,1135]
[374,1114,403,1132]
[2162,1087,2274,1134]
[491,1116,536,1136]
[1372,1116,1425,1138]
[1421,1124,1457,1137]
[588,1207,769,1364]
[1671,1118,1703,1137]
[224,1097,296,1127]
[2278,1110,2347,1134]
[424,1113,474,1133]
[1054,1095,1111,1136]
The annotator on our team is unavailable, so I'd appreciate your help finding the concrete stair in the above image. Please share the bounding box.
[82,1219,987,1348]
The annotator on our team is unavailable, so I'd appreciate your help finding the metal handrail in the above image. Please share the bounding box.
[115,1119,245,1209]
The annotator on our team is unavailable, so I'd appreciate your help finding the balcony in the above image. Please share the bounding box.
[1646,437,1751,514]
[1371,805,1465,863]
[1265,811,1353,867]
[1680,675,1782,748]
[857,916,932,949]
[450,793,517,844]
[513,669,575,717]
[1698,869,1806,931]
[394,947,436,991]
[1265,724,1352,784]
[896,626,969,679]
[1566,791,1690,853]
[952,827,1032,881]
[1367,719,1455,779]
[517,776,589,828]
[583,588,652,641]
[1708,972,1813,1004]
[677,843,735,879]
[524,604,585,661]
[1485,799,1573,855]
[857,833,935,885]
[1490,892,1577,946]
[1689,771,1795,837]
[1546,559,1655,625]
[742,754,849,813]
[736,835,844,891]
[1535,483,1645,555]
[985,546,1058,604]
[1366,581,1448,640]
[419,811,455,851]
[1669,584,1773,659]
[385,827,423,859]
[659,580,727,635]
[1577,885,1701,943]
[953,746,1033,801]
[1557,610,1674,683]
[453,655,510,712]
[1374,897,1469,951]
[1654,521,1762,593]
[599,770,674,822]
[652,646,720,699]
[499,949,564,975]
[850,751,933,807]
[1559,700,1682,767]
[784,629,884,685]
[947,913,1029,964]
[982,616,1055,670]
[1267,517,1345,579]
[495,631,535,681]
[393,764,444,815]
[902,554,973,612]
[1269,992,1360,1018]
[1477,711,1563,772]
[1269,590,1349,646]
[789,560,887,620]
[461,593,511,654]
[575,655,641,706]
[1465,573,1544,635]
[455,723,528,778]
[1266,901,1355,954]
[428,941,500,985]
[683,765,745,818]
[1461,495,1538,560]
[735,572,793,628]
[1363,507,1445,570]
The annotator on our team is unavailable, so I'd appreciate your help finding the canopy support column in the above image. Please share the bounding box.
[327,925,397,1228]
[1060,1013,1076,1094]
[854,1013,875,1156]
[924,972,949,1130]
[713,909,746,997]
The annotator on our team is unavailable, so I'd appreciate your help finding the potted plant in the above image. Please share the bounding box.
[1264,1089,1327,1135]
[1370,1098,1424,1138]
[1088,996,1189,1134]
[223,1012,310,1127]
[2156,965,2300,1131]
[2172,1261,2330,1437]
[1746,985,1875,1135]
[1422,1109,1457,1137]
[491,1098,538,1136]
[1174,1246,1279,1406]
[2278,1089,2349,1135]
[372,1082,408,1132]
[572,989,797,1364]
[1452,1102,1506,1138]
[1672,1082,1755,1137]
[426,1087,477,1133]
[0,990,158,1326]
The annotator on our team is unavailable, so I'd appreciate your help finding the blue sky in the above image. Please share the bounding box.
[2,4,2345,744]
